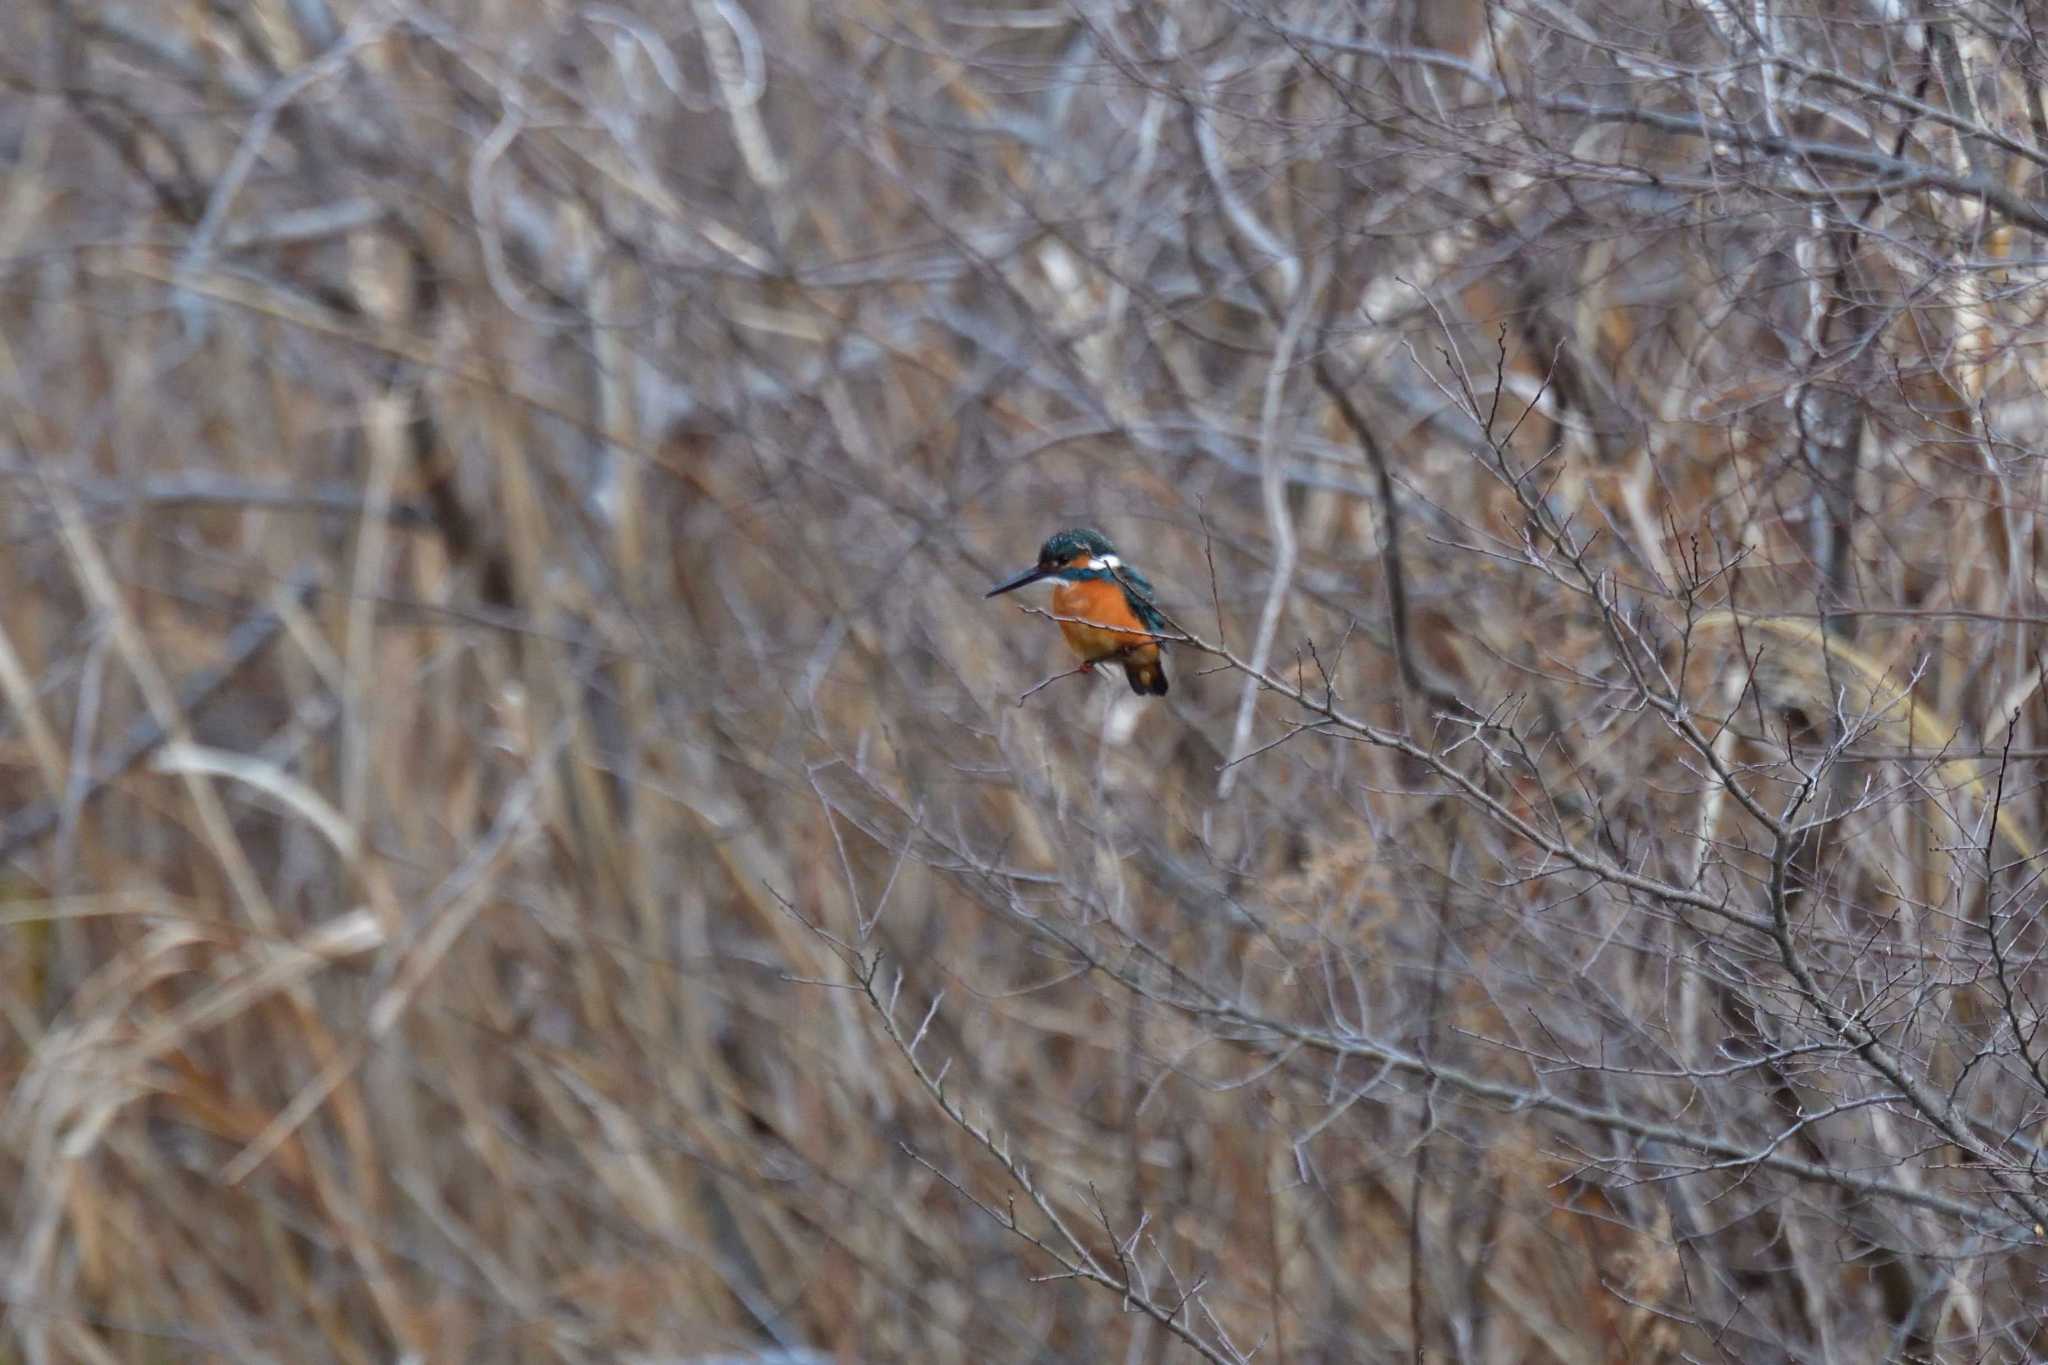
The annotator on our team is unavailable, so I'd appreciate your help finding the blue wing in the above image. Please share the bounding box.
[1117,566,1170,635]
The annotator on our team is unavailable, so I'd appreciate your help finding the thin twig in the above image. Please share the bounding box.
[1018,662,1098,704]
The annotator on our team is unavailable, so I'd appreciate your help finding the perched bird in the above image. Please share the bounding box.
[985,527,1170,695]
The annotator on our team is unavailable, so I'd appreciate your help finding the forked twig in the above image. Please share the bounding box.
[1018,662,1097,704]
[1006,604,1176,706]
[815,939,1247,1364]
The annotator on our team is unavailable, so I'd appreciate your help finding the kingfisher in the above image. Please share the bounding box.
[985,527,1170,695]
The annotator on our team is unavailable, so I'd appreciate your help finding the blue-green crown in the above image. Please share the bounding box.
[1038,527,1115,565]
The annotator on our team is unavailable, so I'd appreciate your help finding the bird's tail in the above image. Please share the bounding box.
[1123,654,1169,696]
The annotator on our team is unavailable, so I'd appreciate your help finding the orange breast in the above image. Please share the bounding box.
[1051,578,1155,662]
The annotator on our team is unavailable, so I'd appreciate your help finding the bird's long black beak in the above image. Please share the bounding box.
[986,565,1048,598]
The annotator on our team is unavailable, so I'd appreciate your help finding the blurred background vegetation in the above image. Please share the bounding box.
[5,0,2048,1359]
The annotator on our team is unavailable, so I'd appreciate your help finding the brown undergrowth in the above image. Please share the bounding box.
[3,2,2048,1361]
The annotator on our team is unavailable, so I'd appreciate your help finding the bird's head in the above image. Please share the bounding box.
[985,527,1121,597]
